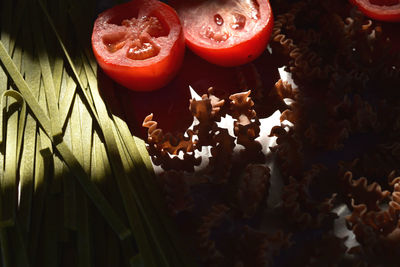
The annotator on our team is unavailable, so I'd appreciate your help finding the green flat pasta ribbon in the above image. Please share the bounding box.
[8,220,30,267]
[29,134,51,263]
[0,90,27,227]
[0,41,52,137]
[0,229,10,267]
[0,90,26,149]
[31,11,63,140]
[18,10,39,236]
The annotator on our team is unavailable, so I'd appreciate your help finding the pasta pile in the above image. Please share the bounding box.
[144,0,400,266]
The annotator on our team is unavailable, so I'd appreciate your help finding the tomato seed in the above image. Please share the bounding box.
[103,32,127,53]
[214,14,224,26]
[107,42,125,52]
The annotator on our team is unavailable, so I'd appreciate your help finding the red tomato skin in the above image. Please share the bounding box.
[172,0,274,67]
[91,0,186,91]
[350,0,400,22]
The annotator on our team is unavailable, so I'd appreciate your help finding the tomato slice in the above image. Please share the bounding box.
[170,0,274,67]
[91,0,185,91]
[350,0,400,22]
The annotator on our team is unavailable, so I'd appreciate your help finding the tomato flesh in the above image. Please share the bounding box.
[350,0,400,21]
[92,0,185,91]
[171,0,274,67]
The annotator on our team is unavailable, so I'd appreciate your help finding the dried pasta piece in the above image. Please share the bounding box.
[278,92,350,150]
[380,61,400,82]
[143,113,195,155]
[341,171,390,211]
[270,2,305,58]
[208,128,235,183]
[346,180,400,265]
[230,91,264,163]
[143,114,201,171]
[229,90,256,122]
[196,204,230,265]
[158,170,193,215]
[234,226,291,267]
[236,164,271,218]
[274,79,299,101]
[283,232,348,267]
[235,63,264,104]
[338,143,400,184]
[281,175,337,229]
[269,126,303,178]
[190,87,225,148]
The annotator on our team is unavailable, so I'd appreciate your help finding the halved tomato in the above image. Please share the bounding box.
[91,0,185,91]
[170,0,274,67]
[350,0,400,22]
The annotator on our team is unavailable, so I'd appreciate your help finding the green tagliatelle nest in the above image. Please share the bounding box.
[0,0,190,266]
